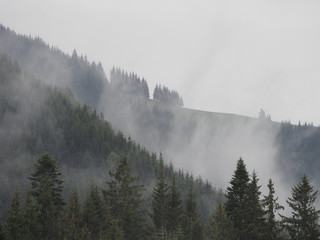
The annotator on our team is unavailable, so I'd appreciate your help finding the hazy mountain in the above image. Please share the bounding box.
[1,23,320,206]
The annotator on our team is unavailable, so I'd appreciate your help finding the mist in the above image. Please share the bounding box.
[1,1,320,220]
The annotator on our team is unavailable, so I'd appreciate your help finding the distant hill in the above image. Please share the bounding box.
[1,23,320,207]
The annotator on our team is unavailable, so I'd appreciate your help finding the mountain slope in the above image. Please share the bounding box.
[1,23,320,198]
[0,55,221,223]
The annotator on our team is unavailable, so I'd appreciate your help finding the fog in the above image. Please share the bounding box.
[1,0,320,124]
[1,0,320,215]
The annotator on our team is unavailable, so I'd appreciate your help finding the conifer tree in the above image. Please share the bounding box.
[225,158,250,240]
[6,188,23,240]
[66,188,82,240]
[183,182,203,240]
[167,175,184,235]
[152,154,169,236]
[82,183,105,239]
[28,153,65,240]
[208,203,236,240]
[281,175,320,240]
[262,179,284,240]
[245,171,266,240]
[22,192,41,240]
[103,158,147,240]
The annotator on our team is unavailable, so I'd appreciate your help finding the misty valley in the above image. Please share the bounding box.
[1,24,320,239]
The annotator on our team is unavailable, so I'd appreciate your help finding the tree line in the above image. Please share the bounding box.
[1,153,319,240]
[153,84,184,107]
[110,67,150,99]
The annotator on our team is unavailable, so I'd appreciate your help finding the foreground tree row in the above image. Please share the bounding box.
[218,158,320,240]
[1,154,319,240]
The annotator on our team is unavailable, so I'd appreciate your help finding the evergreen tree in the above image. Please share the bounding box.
[281,174,320,240]
[28,153,65,240]
[82,183,105,239]
[167,175,184,235]
[183,182,203,240]
[152,154,169,236]
[22,192,41,240]
[208,203,236,240]
[224,158,250,240]
[5,188,23,240]
[65,188,82,240]
[262,179,284,240]
[103,158,147,240]
[245,171,266,240]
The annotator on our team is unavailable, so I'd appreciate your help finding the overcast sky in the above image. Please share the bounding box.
[1,0,320,124]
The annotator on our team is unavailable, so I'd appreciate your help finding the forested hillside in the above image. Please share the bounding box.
[0,55,221,226]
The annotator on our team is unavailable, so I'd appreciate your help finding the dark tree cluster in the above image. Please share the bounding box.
[0,55,221,229]
[208,158,320,240]
[153,84,184,106]
[110,67,150,99]
[0,24,107,109]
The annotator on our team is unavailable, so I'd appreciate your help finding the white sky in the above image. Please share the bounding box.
[1,0,320,124]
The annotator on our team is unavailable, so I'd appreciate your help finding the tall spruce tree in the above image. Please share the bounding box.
[82,183,105,239]
[225,158,250,240]
[65,188,82,240]
[281,174,320,240]
[245,171,266,240]
[6,188,24,240]
[22,192,41,240]
[167,175,184,236]
[208,203,236,240]
[152,154,169,237]
[262,179,284,240]
[103,158,147,240]
[183,182,203,240]
[28,153,65,240]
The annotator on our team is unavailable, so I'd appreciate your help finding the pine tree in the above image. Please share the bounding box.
[183,182,203,240]
[245,171,266,240]
[103,158,147,240]
[224,158,250,240]
[152,154,169,236]
[82,183,105,239]
[262,179,284,240]
[22,192,41,240]
[281,174,320,240]
[28,153,65,240]
[65,188,82,240]
[167,175,184,235]
[6,188,23,240]
[208,203,236,240]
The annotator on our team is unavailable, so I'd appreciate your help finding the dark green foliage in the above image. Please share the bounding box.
[262,179,284,240]
[152,154,169,234]
[22,192,41,240]
[167,176,184,235]
[5,188,23,240]
[153,84,183,106]
[224,158,250,240]
[65,188,82,240]
[208,203,236,240]
[0,52,222,227]
[28,153,65,240]
[103,158,147,240]
[281,175,320,240]
[183,182,203,240]
[82,183,105,239]
[245,171,266,240]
